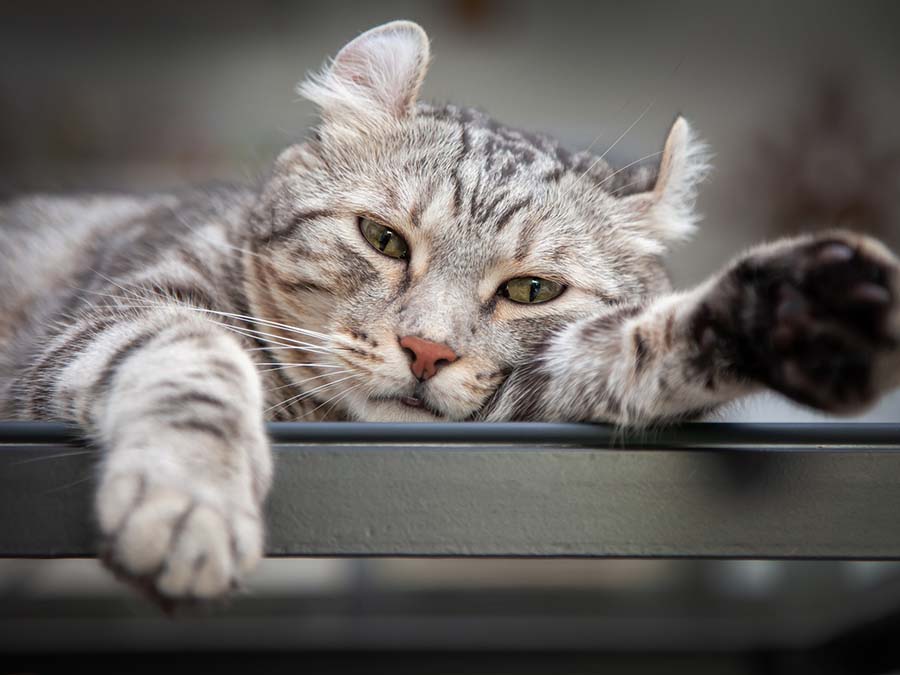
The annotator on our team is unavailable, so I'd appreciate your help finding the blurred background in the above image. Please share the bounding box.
[3,0,900,672]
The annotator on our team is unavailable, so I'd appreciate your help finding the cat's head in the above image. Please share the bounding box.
[246,20,710,421]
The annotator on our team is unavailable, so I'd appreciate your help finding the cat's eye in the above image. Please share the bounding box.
[498,277,565,304]
[359,217,409,260]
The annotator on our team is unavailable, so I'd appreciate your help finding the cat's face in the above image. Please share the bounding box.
[245,21,708,421]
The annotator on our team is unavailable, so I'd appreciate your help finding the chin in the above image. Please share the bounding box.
[352,395,447,422]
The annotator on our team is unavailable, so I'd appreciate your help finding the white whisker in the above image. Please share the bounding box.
[50,300,333,356]
[265,369,353,394]
[42,474,95,496]
[571,100,655,191]
[214,322,334,353]
[11,450,98,467]
[212,323,320,352]
[266,380,351,416]
[172,212,299,278]
[179,307,336,342]
[75,270,342,348]
[610,178,646,196]
[264,373,361,414]
[301,380,369,420]
[594,150,663,188]
[245,346,334,353]
[579,91,643,155]
[255,362,343,368]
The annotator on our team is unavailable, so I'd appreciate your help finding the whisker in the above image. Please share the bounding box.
[54,302,332,356]
[301,380,369,420]
[140,304,338,352]
[10,450,98,467]
[42,474,95,496]
[609,177,647,197]
[215,322,335,353]
[73,273,342,346]
[266,380,352,417]
[594,150,664,189]
[571,100,655,191]
[245,346,339,354]
[179,307,336,342]
[264,373,361,414]
[172,212,299,278]
[579,91,643,155]
[255,362,343,368]
[264,369,353,394]
[596,100,656,164]
[259,363,352,375]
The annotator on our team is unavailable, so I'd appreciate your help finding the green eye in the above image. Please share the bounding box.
[360,217,409,260]
[499,277,565,304]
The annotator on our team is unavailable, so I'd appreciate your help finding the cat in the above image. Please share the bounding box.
[1,20,899,601]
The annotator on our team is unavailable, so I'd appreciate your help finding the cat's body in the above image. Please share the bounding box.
[3,21,900,601]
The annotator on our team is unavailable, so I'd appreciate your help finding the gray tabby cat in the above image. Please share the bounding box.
[2,21,899,600]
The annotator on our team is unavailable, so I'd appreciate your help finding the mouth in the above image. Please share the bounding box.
[401,395,424,409]
[372,392,444,417]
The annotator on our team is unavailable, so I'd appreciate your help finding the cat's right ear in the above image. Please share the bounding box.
[618,117,711,250]
[299,21,431,133]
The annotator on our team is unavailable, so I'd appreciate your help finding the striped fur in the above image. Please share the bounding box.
[2,21,900,602]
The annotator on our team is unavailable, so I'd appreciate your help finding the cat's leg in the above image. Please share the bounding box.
[17,306,272,600]
[487,230,900,425]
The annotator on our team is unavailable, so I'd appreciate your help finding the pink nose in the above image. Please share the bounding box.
[399,336,458,381]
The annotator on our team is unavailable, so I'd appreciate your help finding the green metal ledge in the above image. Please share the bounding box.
[2,422,900,559]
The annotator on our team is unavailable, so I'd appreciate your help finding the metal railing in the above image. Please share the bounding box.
[3,421,900,559]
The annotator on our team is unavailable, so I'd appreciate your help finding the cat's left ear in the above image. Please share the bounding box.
[299,21,430,133]
[623,117,711,247]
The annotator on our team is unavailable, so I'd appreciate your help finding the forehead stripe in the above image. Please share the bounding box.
[494,197,532,232]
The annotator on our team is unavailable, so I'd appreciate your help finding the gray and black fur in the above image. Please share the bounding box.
[2,21,899,601]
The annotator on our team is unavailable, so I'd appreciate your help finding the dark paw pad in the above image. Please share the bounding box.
[709,235,898,413]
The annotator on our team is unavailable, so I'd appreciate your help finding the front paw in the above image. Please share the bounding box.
[96,471,263,603]
[700,232,899,413]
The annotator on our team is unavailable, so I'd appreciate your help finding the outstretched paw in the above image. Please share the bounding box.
[701,232,899,413]
[96,471,263,606]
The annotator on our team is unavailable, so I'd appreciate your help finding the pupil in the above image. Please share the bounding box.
[529,278,541,302]
[378,229,393,251]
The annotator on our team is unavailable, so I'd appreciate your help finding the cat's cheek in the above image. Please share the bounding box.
[427,365,497,420]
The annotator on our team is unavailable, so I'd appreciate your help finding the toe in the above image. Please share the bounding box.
[97,473,145,535]
[114,488,193,576]
[232,510,264,577]
[847,282,891,306]
[814,241,854,266]
[187,507,233,598]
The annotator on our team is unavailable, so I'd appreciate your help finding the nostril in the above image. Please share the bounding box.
[399,335,458,381]
[434,358,452,372]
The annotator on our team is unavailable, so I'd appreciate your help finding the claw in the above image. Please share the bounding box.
[816,242,854,265]
[848,282,891,305]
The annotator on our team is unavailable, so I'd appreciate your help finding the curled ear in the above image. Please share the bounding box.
[298,21,430,132]
[622,117,711,247]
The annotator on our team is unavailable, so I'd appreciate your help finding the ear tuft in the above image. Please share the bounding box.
[299,21,430,131]
[648,116,712,243]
